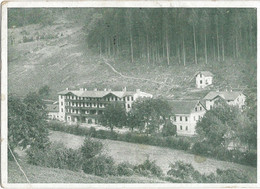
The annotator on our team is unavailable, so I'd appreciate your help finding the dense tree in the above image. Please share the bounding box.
[100,102,127,131]
[83,8,256,66]
[196,100,253,150]
[38,85,51,98]
[8,93,50,157]
[131,98,172,134]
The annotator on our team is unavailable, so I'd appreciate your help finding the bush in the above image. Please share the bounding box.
[117,162,135,176]
[134,159,163,177]
[80,137,103,159]
[26,143,83,171]
[215,169,251,183]
[82,155,117,176]
[191,142,211,156]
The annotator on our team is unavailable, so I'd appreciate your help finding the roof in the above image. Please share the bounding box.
[169,100,201,115]
[58,89,150,98]
[196,71,213,77]
[46,104,59,112]
[203,91,243,101]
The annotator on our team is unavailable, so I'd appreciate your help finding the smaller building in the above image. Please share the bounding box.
[169,100,207,136]
[46,104,59,120]
[195,71,213,88]
[203,91,246,110]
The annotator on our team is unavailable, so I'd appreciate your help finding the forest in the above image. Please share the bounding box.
[83,8,257,66]
[8,8,257,66]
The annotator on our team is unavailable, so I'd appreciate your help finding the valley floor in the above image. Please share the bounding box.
[49,130,257,183]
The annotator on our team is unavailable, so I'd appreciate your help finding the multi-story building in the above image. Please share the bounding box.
[58,87,153,124]
[195,71,213,88]
[203,91,246,110]
[169,100,207,136]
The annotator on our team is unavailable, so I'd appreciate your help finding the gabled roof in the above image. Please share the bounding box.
[46,104,59,112]
[58,89,149,98]
[169,100,203,115]
[196,71,213,77]
[203,91,244,101]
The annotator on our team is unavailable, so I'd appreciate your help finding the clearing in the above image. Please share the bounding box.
[49,130,257,182]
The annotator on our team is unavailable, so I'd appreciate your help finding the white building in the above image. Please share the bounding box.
[57,87,153,124]
[169,100,207,136]
[203,91,246,110]
[195,71,213,88]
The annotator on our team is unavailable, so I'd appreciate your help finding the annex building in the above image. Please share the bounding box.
[58,87,153,124]
[195,71,213,88]
[169,100,207,136]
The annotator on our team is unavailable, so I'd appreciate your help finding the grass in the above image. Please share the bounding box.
[48,130,257,183]
[8,161,166,183]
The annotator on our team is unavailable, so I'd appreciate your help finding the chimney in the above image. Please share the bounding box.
[104,88,107,91]
[66,88,69,90]
[94,88,97,91]
[136,89,140,93]
[122,87,126,92]
[108,88,112,92]
[84,88,88,91]
[80,88,84,91]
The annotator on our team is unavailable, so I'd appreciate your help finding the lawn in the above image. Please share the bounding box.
[49,130,257,183]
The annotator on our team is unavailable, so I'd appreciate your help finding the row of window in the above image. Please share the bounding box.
[61,95,134,102]
[172,115,202,122]
[65,102,106,108]
[179,125,188,131]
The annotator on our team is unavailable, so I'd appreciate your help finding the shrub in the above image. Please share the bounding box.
[215,169,251,183]
[191,142,210,156]
[80,137,103,159]
[117,162,135,176]
[26,143,83,171]
[82,155,117,176]
[167,161,201,183]
[134,159,163,177]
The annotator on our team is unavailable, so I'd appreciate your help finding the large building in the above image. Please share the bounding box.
[58,87,153,124]
[195,71,213,88]
[169,100,207,136]
[203,91,246,110]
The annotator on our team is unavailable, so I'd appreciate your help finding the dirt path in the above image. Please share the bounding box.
[102,57,172,87]
[49,131,257,182]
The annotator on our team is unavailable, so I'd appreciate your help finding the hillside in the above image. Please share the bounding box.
[8,161,166,183]
[8,17,255,100]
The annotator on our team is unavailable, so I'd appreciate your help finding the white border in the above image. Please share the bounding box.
[1,1,259,188]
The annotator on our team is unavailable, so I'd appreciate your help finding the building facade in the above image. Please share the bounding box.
[195,71,213,88]
[203,91,246,110]
[46,104,59,120]
[58,88,153,124]
[169,100,207,136]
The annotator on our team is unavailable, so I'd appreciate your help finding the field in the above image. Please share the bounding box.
[49,130,257,182]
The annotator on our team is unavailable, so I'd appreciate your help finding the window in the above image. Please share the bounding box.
[180,116,182,121]
[195,107,197,111]
[210,105,213,109]
[186,126,188,131]
[127,96,130,101]
[185,117,188,122]
[61,102,63,106]
[200,107,202,111]
[174,116,176,122]
[61,108,63,112]
[61,96,63,99]
[128,104,130,108]
[131,96,134,101]
[200,80,202,84]
[180,125,183,130]
[200,74,202,77]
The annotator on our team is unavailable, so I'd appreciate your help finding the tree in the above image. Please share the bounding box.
[38,85,51,98]
[8,93,50,158]
[162,119,177,137]
[196,100,252,149]
[131,98,172,134]
[100,102,127,131]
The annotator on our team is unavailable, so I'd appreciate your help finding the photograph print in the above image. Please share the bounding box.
[3,3,257,186]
